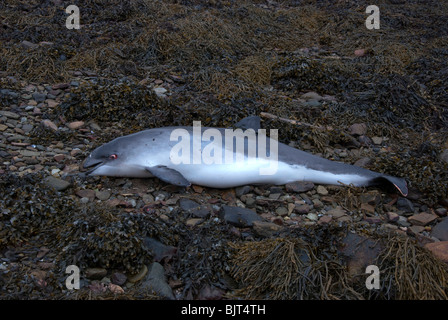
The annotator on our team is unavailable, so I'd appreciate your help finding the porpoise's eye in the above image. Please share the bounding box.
[109,154,118,160]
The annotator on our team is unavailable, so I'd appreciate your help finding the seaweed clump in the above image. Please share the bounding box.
[228,225,362,300]
[370,143,448,205]
[372,234,448,300]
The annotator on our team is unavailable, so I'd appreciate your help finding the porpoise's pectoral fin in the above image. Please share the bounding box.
[234,116,261,131]
[145,166,191,187]
[372,175,408,197]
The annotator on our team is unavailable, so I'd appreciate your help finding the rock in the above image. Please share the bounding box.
[349,123,367,136]
[85,268,107,280]
[340,233,383,278]
[111,272,127,286]
[141,262,175,299]
[318,215,332,225]
[127,265,148,283]
[179,198,200,211]
[95,190,111,201]
[0,124,7,131]
[361,203,375,214]
[424,241,448,265]
[386,212,400,222]
[189,205,212,218]
[396,198,414,213]
[235,185,253,197]
[218,205,262,227]
[186,218,203,227]
[108,283,125,294]
[326,207,347,219]
[252,221,283,238]
[435,207,447,217]
[0,110,20,119]
[316,185,328,196]
[41,119,58,131]
[408,212,438,226]
[364,216,382,224]
[300,91,322,101]
[66,121,84,130]
[44,176,71,191]
[306,213,318,221]
[21,40,39,49]
[354,49,366,57]
[32,92,46,102]
[431,218,448,241]
[371,136,383,145]
[285,181,314,193]
[275,206,288,217]
[153,87,167,97]
[294,203,311,214]
[144,237,177,262]
[76,189,96,201]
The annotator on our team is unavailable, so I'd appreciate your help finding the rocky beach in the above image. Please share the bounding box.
[1,0,448,299]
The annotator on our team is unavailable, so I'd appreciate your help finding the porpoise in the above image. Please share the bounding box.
[83,117,408,196]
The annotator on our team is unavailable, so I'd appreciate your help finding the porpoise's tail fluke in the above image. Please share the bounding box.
[371,175,408,197]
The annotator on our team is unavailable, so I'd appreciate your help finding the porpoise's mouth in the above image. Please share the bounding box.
[83,157,104,175]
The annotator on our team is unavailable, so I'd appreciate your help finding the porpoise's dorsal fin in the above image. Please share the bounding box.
[371,175,408,197]
[234,116,261,131]
[145,166,191,187]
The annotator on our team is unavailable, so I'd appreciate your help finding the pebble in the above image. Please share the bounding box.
[285,181,314,193]
[95,190,111,201]
[111,272,127,286]
[408,212,438,226]
[252,221,283,238]
[235,185,253,197]
[386,212,400,222]
[294,203,311,214]
[300,91,322,101]
[186,218,203,227]
[76,189,96,201]
[0,110,20,119]
[430,217,448,241]
[85,268,107,280]
[316,185,328,196]
[41,119,58,131]
[44,176,71,191]
[396,198,415,213]
[66,121,85,130]
[218,205,262,227]
[32,92,46,102]
[275,206,288,216]
[144,237,177,262]
[141,262,175,299]
[127,265,148,283]
[424,241,448,265]
[340,233,383,277]
[348,123,367,136]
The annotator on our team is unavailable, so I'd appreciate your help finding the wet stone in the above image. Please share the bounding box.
[85,268,107,280]
[95,190,111,201]
[431,218,448,241]
[111,272,127,286]
[141,262,174,299]
[252,221,283,238]
[316,185,328,196]
[408,212,438,226]
[235,185,253,197]
[0,110,20,119]
[32,92,46,102]
[44,176,71,191]
[219,205,262,227]
[424,241,448,265]
[397,198,415,213]
[285,181,314,193]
